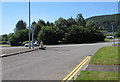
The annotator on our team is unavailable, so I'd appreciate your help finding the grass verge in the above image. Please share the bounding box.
[104,39,112,42]
[4,45,11,47]
[75,71,118,80]
[115,43,120,46]
[75,46,119,81]
[90,46,119,65]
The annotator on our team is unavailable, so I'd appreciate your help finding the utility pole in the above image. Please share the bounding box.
[111,23,115,46]
[29,0,31,49]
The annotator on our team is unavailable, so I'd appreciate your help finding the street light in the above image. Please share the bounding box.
[111,23,115,46]
[28,0,31,49]
[28,0,34,49]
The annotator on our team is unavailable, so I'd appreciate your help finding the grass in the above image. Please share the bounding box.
[75,71,118,80]
[90,46,119,65]
[75,46,119,81]
[104,38,112,42]
[115,43,120,46]
[0,45,11,47]
[3,45,11,47]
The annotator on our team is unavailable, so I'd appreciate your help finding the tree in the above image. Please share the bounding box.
[0,35,2,41]
[38,26,63,44]
[1,34,8,41]
[32,19,46,40]
[0,34,8,44]
[34,23,42,40]
[32,21,36,26]
[86,20,96,28]
[50,22,54,26]
[8,29,29,46]
[14,20,27,32]
[15,29,29,42]
[8,33,18,46]
[115,27,120,37]
[65,25,105,43]
[67,17,76,27]
[46,21,51,26]
[46,21,54,26]
[76,13,86,26]
[55,17,69,32]
[38,19,46,26]
[65,25,85,43]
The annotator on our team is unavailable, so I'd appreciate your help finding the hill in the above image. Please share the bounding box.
[86,14,120,32]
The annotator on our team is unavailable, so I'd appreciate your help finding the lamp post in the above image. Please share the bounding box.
[111,23,115,46]
[28,0,31,49]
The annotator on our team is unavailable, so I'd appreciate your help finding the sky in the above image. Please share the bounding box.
[1,2,119,35]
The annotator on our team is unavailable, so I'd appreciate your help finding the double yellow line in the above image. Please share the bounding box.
[61,56,91,82]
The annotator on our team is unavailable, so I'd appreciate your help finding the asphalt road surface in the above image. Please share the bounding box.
[2,42,113,80]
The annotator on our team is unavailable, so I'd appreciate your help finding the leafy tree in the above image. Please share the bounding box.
[34,23,42,40]
[86,20,96,29]
[76,13,86,26]
[14,20,27,32]
[8,13,106,46]
[87,28,105,42]
[8,29,29,46]
[65,25,105,43]
[32,19,46,40]
[31,21,36,26]
[38,26,63,44]
[0,35,2,41]
[46,21,51,26]
[55,17,69,32]
[46,21,54,26]
[115,27,120,37]
[67,17,76,27]
[15,29,29,42]
[1,34,8,41]
[50,22,54,26]
[38,19,46,26]
[8,33,18,46]
[65,25,85,43]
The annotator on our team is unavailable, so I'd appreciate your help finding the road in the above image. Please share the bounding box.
[2,42,113,80]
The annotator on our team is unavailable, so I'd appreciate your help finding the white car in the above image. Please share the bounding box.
[24,43,32,47]
[106,36,114,39]
[34,41,39,46]
[24,42,39,47]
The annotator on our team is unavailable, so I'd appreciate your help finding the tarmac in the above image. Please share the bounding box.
[1,42,119,80]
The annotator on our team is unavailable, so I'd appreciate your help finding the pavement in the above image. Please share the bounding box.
[1,46,40,57]
[86,64,119,72]
[2,42,113,80]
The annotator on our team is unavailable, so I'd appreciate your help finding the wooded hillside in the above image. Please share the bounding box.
[86,14,120,32]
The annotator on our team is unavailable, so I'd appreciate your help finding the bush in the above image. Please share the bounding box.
[115,30,120,37]
[65,25,85,43]
[65,25,105,43]
[8,29,29,46]
[8,33,20,46]
[38,26,63,45]
[0,41,7,44]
